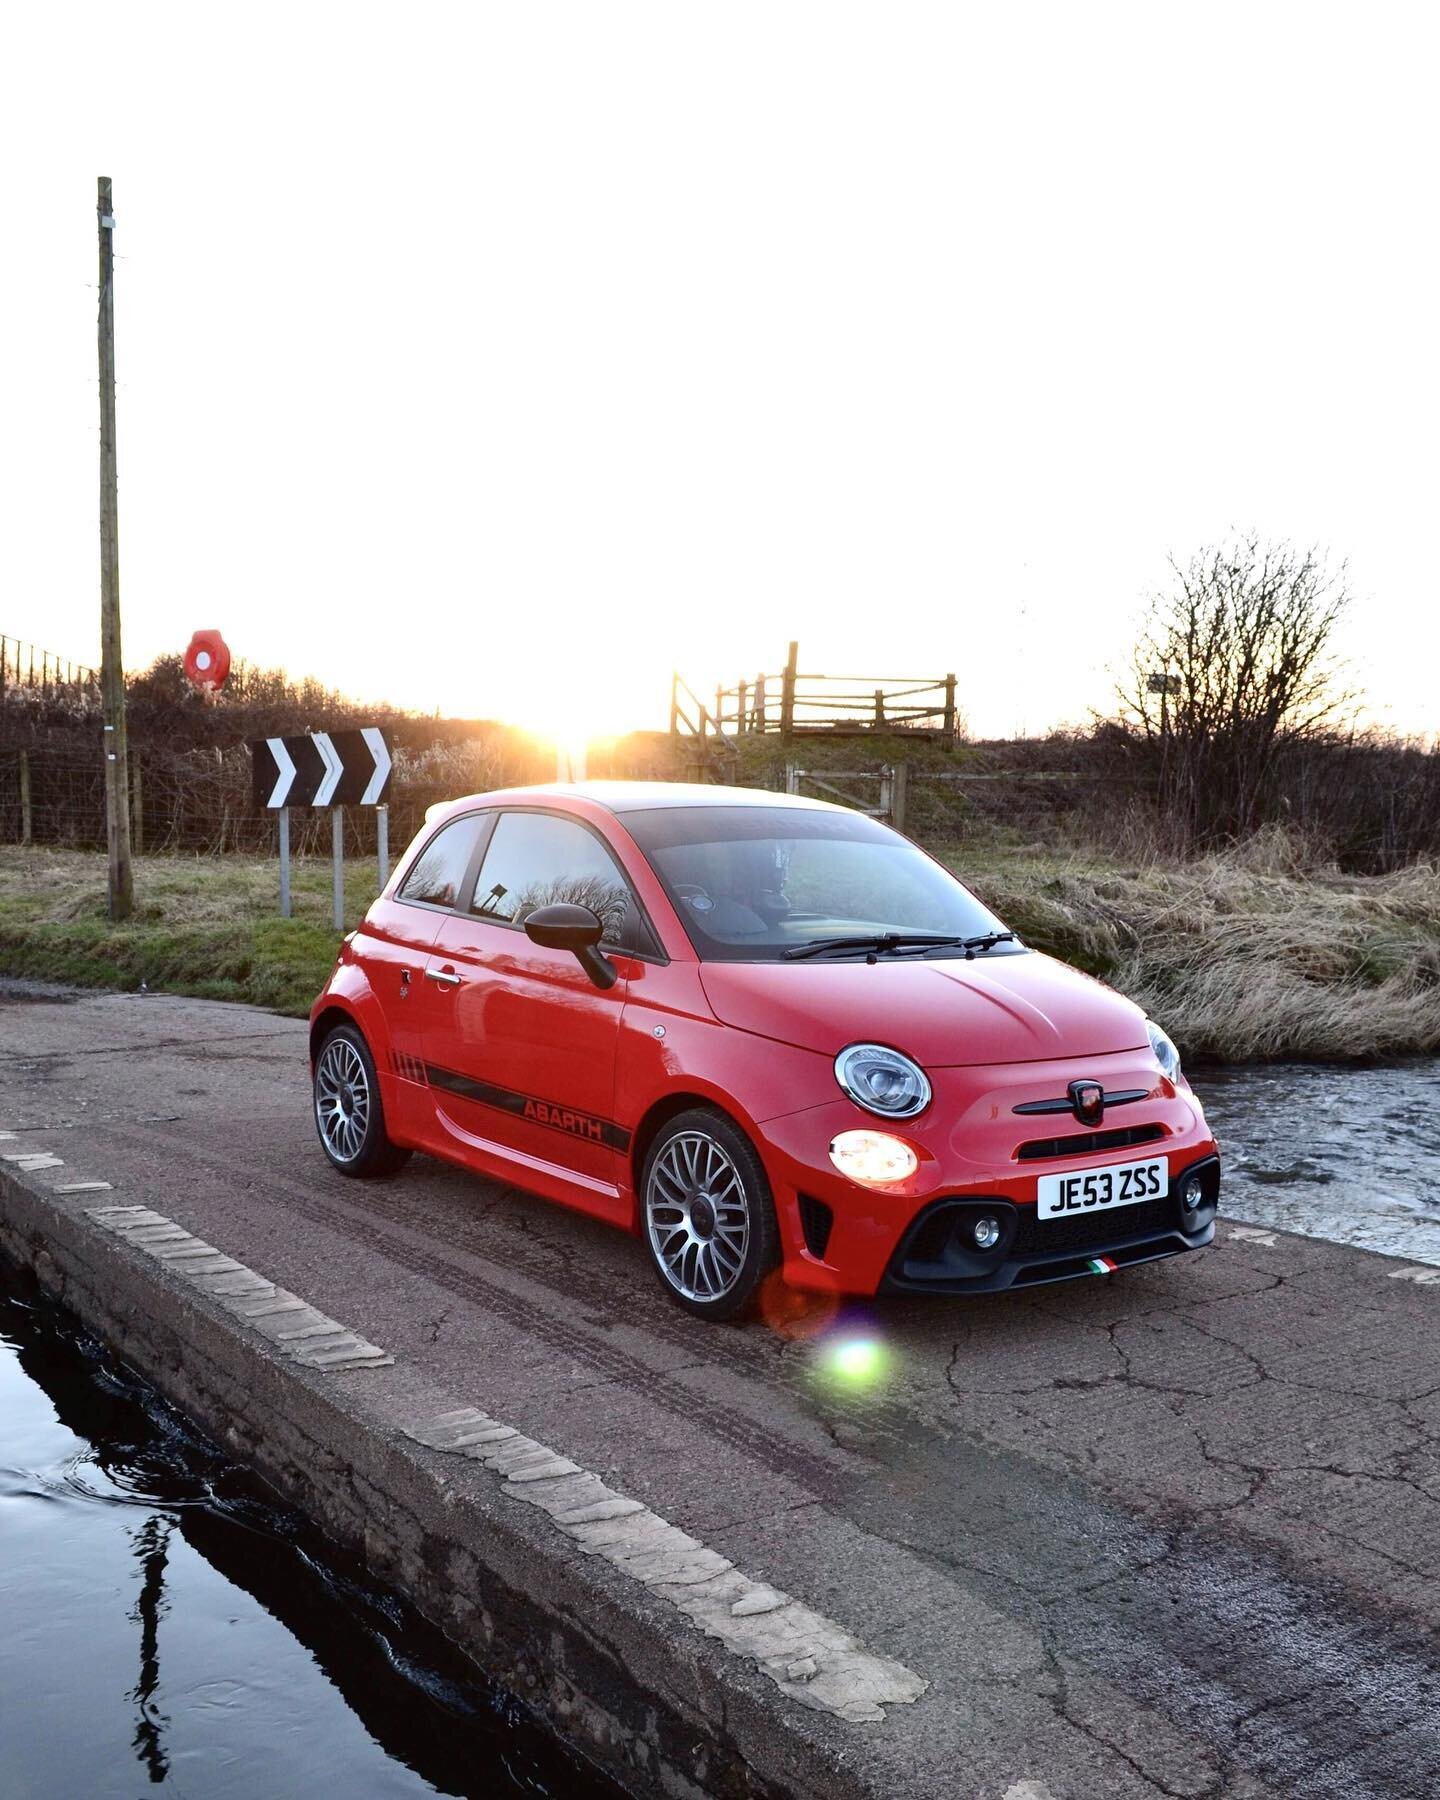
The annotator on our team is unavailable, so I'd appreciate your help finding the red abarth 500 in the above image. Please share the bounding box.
[309,783,1220,1320]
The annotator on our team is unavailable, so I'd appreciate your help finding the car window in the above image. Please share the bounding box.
[471,811,638,948]
[398,813,488,908]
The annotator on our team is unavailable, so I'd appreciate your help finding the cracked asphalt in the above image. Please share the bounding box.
[3,983,1439,1798]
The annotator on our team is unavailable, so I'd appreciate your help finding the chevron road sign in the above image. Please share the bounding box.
[249,729,394,927]
[250,728,392,809]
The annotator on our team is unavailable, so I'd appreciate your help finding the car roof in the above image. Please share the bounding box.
[441,781,846,816]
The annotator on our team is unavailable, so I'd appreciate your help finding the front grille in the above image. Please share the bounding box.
[1016,1123,1166,1162]
[1010,1194,1177,1256]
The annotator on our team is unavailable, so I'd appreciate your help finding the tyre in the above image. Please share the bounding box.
[641,1108,779,1321]
[313,1024,410,1178]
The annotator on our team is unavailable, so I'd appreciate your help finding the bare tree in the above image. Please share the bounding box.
[1118,537,1356,847]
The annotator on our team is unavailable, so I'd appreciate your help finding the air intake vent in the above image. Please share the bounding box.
[797,1194,834,1261]
[1016,1123,1165,1163]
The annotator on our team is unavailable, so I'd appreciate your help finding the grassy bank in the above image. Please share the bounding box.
[3,842,1439,1060]
[0,849,372,1016]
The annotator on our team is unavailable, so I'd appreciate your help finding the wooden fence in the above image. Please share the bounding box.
[673,641,958,747]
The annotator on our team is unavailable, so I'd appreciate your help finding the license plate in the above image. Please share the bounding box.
[1036,1155,1168,1220]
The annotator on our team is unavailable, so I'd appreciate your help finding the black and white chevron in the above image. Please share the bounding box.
[250,728,393,809]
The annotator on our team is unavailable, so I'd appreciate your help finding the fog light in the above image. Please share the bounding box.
[972,1215,1002,1250]
[1179,1171,1205,1210]
[828,1130,919,1187]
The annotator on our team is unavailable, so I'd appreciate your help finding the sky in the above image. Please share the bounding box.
[2,2,1437,744]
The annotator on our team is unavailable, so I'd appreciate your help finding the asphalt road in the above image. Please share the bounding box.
[4,982,1440,1799]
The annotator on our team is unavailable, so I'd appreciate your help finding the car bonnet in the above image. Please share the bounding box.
[696,951,1149,1067]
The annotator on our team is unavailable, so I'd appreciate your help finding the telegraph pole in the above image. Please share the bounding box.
[98,176,134,920]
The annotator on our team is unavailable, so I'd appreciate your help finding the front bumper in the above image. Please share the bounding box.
[879,1153,1220,1293]
[756,1052,1220,1295]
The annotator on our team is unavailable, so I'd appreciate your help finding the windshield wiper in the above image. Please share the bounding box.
[780,931,1016,962]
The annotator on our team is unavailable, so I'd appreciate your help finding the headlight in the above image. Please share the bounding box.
[834,1043,932,1118]
[829,1130,919,1186]
[1147,1019,1181,1081]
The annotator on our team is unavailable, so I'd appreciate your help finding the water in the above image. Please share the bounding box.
[0,1261,619,1800]
[1193,1060,1440,1266]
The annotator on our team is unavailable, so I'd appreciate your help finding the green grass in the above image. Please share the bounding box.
[4,839,1440,1059]
[0,849,378,1016]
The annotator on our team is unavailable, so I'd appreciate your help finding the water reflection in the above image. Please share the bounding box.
[129,1516,173,1784]
[0,1262,618,1799]
[1193,1060,1440,1265]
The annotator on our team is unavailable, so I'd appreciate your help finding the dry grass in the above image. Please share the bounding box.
[952,828,1440,1062]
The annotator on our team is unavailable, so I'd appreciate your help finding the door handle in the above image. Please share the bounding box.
[424,967,462,989]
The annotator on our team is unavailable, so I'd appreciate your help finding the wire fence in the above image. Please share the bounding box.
[0,730,684,859]
[0,740,520,857]
[0,636,99,698]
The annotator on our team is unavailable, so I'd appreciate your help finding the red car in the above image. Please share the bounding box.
[309,784,1220,1320]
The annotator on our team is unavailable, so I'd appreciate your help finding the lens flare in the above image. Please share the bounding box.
[758,1271,840,1341]
[824,1336,887,1386]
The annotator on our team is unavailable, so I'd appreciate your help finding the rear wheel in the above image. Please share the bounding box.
[313,1024,410,1178]
[641,1108,779,1321]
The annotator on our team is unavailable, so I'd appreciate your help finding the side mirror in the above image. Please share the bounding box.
[523,903,618,990]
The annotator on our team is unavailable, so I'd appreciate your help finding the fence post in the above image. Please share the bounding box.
[377,804,390,890]
[669,672,680,738]
[890,762,908,833]
[943,673,957,741]
[130,755,143,855]
[873,688,885,729]
[754,674,766,732]
[19,749,32,845]
[878,765,892,819]
[737,681,748,735]
[784,762,801,795]
[780,641,798,738]
[715,685,725,736]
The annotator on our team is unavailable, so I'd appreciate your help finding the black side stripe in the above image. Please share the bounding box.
[424,1064,632,1153]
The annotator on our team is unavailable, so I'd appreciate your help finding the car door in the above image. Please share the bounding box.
[419,808,639,1189]
[360,809,493,1140]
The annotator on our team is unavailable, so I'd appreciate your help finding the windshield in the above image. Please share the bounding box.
[623,804,1024,963]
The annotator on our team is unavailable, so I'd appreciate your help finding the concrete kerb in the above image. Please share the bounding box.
[0,1163,913,1800]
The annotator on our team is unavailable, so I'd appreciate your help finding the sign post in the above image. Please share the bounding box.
[250,729,393,923]
[278,807,291,918]
[332,808,345,931]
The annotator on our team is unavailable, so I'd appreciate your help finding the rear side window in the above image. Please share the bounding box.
[471,811,641,949]
[398,814,487,908]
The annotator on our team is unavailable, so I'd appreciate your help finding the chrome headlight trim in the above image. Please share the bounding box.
[1146,1019,1181,1080]
[834,1042,932,1119]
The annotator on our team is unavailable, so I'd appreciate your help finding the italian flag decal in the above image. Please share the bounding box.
[1088,1255,1119,1275]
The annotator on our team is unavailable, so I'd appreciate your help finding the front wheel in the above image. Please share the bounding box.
[641,1109,779,1321]
[313,1024,410,1178]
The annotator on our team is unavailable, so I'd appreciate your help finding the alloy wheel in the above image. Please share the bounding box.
[645,1129,752,1302]
[315,1036,371,1165]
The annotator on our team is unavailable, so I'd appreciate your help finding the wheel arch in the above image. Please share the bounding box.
[629,1090,756,1195]
[310,1001,365,1068]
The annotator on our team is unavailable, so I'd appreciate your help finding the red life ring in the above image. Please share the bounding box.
[184,629,231,691]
